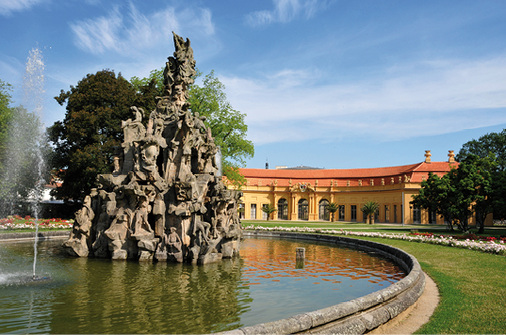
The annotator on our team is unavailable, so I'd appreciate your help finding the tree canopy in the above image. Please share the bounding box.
[457,129,506,171]
[48,70,140,201]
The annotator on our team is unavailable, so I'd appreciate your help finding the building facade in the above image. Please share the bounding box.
[231,150,483,225]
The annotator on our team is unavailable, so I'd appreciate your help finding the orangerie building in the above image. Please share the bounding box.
[230,150,486,225]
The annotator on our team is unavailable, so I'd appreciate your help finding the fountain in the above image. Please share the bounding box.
[63,33,243,264]
[24,48,47,280]
[0,48,47,281]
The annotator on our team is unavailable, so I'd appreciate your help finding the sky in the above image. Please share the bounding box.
[1,0,506,170]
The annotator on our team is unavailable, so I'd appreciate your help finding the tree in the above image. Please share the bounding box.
[261,204,277,221]
[361,201,379,224]
[457,129,506,225]
[454,154,494,233]
[411,172,454,230]
[131,69,254,187]
[326,202,339,222]
[48,70,140,201]
[412,154,495,233]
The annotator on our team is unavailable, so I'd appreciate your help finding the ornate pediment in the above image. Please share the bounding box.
[290,182,315,193]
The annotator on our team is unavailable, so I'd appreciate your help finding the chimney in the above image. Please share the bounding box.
[424,150,432,163]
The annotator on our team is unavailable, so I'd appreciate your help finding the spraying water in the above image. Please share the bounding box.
[216,146,222,177]
[22,48,46,280]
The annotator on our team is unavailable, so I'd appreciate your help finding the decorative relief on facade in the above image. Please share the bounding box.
[290,182,315,193]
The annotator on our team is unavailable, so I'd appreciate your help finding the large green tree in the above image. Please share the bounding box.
[457,129,506,223]
[412,154,495,232]
[131,69,254,186]
[48,70,140,201]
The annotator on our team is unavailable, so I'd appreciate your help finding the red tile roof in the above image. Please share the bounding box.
[239,161,458,187]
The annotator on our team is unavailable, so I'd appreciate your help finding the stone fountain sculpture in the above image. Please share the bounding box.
[63,33,242,264]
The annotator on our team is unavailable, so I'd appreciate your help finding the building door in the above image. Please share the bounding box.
[338,205,345,221]
[298,199,309,220]
[319,199,330,221]
[278,198,288,220]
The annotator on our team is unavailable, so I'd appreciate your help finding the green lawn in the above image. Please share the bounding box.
[243,220,506,334]
[242,219,506,237]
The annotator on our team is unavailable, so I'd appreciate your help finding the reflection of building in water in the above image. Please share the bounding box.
[242,238,405,285]
[232,150,492,226]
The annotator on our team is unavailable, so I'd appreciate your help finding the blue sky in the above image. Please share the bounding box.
[1,0,506,169]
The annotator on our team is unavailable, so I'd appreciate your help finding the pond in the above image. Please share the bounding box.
[0,237,405,334]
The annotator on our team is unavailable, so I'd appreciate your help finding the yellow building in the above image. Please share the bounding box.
[232,150,474,225]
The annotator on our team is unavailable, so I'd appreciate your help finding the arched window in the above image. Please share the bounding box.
[277,198,288,220]
[298,199,309,221]
[319,199,330,221]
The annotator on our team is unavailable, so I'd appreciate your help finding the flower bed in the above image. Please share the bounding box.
[0,215,73,230]
[243,225,506,256]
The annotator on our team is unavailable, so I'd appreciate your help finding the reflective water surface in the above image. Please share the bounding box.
[0,237,405,334]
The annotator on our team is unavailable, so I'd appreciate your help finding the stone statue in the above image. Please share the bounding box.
[63,32,242,264]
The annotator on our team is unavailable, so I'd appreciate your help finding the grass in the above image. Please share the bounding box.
[242,219,506,237]
[243,219,506,334]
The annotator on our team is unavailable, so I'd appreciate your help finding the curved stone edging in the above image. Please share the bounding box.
[222,230,426,335]
[0,230,70,242]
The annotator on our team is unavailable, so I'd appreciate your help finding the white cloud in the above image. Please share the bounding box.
[0,0,44,16]
[70,3,214,57]
[222,56,506,144]
[246,0,331,26]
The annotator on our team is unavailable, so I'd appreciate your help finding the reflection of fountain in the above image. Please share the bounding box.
[63,33,242,264]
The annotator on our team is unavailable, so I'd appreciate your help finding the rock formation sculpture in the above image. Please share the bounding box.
[63,33,242,264]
